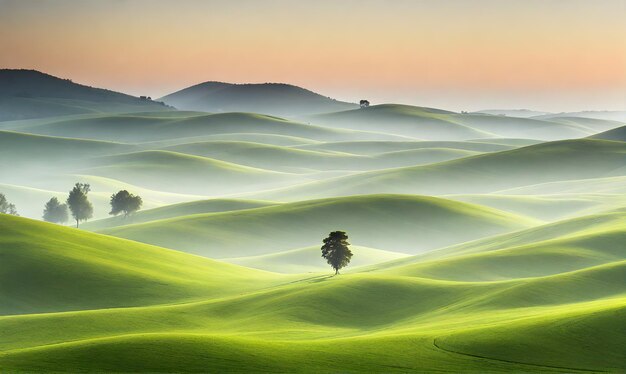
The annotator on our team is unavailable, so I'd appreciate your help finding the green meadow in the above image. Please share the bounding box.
[1,70,625,372]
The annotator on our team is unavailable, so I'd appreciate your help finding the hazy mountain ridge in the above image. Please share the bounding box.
[0,70,170,121]
[160,81,358,116]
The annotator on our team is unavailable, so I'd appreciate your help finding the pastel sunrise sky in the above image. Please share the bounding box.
[1,0,625,111]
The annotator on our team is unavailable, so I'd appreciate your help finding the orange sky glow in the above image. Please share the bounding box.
[1,0,625,111]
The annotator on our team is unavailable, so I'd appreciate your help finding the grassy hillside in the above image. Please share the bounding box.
[547,116,624,132]
[373,209,626,271]
[160,81,357,116]
[99,194,536,258]
[309,104,493,140]
[590,125,626,141]
[259,139,626,200]
[83,198,279,230]
[1,211,624,372]
[498,175,626,195]
[11,111,410,143]
[534,110,626,123]
[446,193,626,221]
[0,130,134,174]
[0,214,278,315]
[295,139,514,155]
[308,104,602,140]
[163,140,481,172]
[81,150,301,195]
[448,113,594,139]
[225,245,409,273]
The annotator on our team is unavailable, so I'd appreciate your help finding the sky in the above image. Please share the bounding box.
[1,0,625,112]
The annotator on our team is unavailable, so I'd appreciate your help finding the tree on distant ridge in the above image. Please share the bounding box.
[67,183,93,228]
[0,193,18,216]
[42,197,68,224]
[321,231,353,275]
[109,190,143,218]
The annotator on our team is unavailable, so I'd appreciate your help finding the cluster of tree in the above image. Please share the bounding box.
[109,190,142,217]
[42,185,142,227]
[0,193,19,216]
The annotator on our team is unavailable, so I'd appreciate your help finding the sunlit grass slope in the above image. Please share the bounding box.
[100,194,536,258]
[446,193,626,221]
[225,245,410,273]
[0,214,278,315]
[83,198,280,230]
[81,150,302,195]
[1,255,623,371]
[0,130,134,171]
[295,139,515,155]
[162,140,481,172]
[260,139,626,200]
[1,211,624,372]
[372,209,626,276]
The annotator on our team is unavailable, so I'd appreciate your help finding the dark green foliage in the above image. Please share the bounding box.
[42,197,68,224]
[321,231,353,274]
[110,190,143,217]
[0,193,18,216]
[67,183,93,228]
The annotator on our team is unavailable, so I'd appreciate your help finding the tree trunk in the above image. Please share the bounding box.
[76,219,79,228]
[335,268,339,275]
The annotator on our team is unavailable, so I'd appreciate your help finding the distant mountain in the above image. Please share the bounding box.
[0,69,170,121]
[473,109,552,118]
[159,81,358,117]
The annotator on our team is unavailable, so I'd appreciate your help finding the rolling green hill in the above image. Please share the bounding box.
[497,175,626,195]
[82,198,279,230]
[11,111,410,143]
[448,113,594,139]
[372,209,626,272]
[225,245,409,273]
[308,104,493,140]
[0,130,135,174]
[307,104,604,140]
[99,194,536,258]
[162,140,481,172]
[0,214,278,315]
[1,212,624,372]
[294,139,515,155]
[590,125,626,141]
[259,139,626,200]
[81,150,302,195]
[446,193,626,221]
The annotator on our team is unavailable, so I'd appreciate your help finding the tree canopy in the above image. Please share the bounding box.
[67,183,93,227]
[109,190,143,217]
[321,231,353,275]
[43,197,68,224]
[0,193,18,216]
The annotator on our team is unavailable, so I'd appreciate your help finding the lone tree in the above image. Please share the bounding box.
[321,231,353,275]
[109,190,143,217]
[67,183,93,228]
[0,193,18,216]
[42,197,69,224]
[359,99,370,108]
